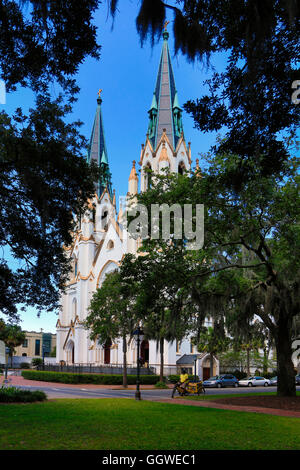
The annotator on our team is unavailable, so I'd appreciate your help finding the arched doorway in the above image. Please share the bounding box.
[66,339,75,364]
[140,340,149,366]
[201,354,218,380]
[104,339,112,364]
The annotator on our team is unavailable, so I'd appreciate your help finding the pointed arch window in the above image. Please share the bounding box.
[107,240,114,250]
[145,163,152,190]
[101,206,109,231]
[178,162,185,175]
[74,259,78,278]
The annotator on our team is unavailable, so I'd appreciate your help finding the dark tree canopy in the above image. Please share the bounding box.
[0,2,105,320]
[0,95,100,319]
[0,0,101,94]
[110,0,299,184]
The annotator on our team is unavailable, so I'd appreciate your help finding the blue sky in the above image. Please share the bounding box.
[1,2,228,333]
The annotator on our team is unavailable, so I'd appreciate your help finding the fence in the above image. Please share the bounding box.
[6,356,57,368]
[39,363,156,375]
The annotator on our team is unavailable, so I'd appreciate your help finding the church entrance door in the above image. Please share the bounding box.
[140,340,149,366]
[104,339,112,364]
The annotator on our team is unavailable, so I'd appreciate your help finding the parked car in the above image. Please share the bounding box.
[269,376,277,386]
[203,374,239,388]
[295,375,300,385]
[238,376,271,387]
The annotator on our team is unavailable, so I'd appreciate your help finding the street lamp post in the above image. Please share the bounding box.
[133,326,144,401]
[42,344,45,371]
[4,347,10,386]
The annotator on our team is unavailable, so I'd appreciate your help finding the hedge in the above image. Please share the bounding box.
[0,386,47,403]
[21,370,160,385]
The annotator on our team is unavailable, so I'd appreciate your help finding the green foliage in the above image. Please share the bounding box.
[21,370,160,385]
[85,270,137,344]
[131,155,299,396]
[0,96,100,319]
[20,362,30,369]
[0,0,101,94]
[0,386,46,403]
[155,381,168,389]
[111,0,299,181]
[0,324,25,363]
[31,358,43,367]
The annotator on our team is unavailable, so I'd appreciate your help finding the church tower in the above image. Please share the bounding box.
[139,28,192,191]
[56,92,123,365]
[87,91,113,199]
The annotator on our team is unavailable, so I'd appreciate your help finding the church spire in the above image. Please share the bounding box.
[147,26,183,151]
[87,91,113,198]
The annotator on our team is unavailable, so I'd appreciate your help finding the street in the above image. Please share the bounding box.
[12,383,300,400]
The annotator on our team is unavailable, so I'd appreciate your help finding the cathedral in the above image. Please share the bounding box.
[56,29,219,380]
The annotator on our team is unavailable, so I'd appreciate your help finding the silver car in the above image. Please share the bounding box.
[269,376,277,386]
[238,376,271,387]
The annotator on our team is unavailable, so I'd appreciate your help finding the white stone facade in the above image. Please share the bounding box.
[56,34,220,378]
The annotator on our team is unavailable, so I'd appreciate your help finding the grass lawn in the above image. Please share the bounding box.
[0,398,300,450]
[177,391,300,401]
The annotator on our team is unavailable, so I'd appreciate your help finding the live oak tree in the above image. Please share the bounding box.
[120,251,194,382]
[0,95,99,319]
[110,0,299,183]
[0,0,101,95]
[0,1,107,320]
[85,269,139,388]
[132,154,299,396]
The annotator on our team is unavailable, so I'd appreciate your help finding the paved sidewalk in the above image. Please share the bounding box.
[2,374,300,418]
[151,397,300,418]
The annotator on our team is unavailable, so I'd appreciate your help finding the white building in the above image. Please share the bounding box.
[0,340,5,365]
[56,31,219,380]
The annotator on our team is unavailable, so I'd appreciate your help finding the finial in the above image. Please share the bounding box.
[97,88,103,104]
[195,158,201,178]
[163,20,170,40]
[129,160,138,181]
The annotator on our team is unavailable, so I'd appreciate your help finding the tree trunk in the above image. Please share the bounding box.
[122,333,128,388]
[263,347,268,376]
[246,348,250,376]
[159,337,164,382]
[210,353,214,376]
[275,315,296,397]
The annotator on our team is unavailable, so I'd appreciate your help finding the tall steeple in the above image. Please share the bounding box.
[87,91,113,198]
[147,28,183,151]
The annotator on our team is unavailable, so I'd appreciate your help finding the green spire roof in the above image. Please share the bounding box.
[147,31,184,150]
[150,92,158,110]
[87,97,113,198]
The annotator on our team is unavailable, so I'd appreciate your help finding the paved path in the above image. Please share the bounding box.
[2,374,300,418]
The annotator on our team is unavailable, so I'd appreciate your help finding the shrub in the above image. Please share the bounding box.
[0,386,47,403]
[31,358,43,367]
[20,362,30,369]
[155,381,168,389]
[22,370,160,385]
